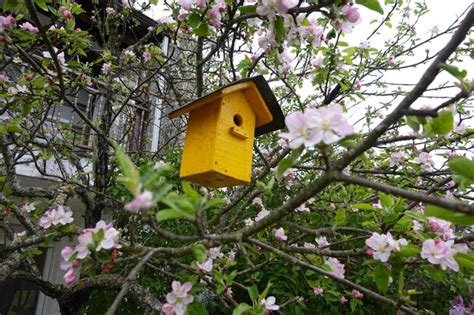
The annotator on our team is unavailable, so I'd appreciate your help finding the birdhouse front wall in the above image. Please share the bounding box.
[179,91,256,187]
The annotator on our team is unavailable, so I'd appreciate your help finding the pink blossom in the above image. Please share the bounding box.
[75,220,121,259]
[195,0,206,8]
[39,206,74,229]
[335,5,361,33]
[278,49,292,72]
[256,0,297,19]
[274,227,288,241]
[59,6,73,19]
[42,50,66,67]
[209,247,223,259]
[341,5,360,23]
[311,56,324,68]
[197,258,213,273]
[251,53,259,62]
[429,25,439,35]
[257,30,277,52]
[415,152,433,172]
[305,104,354,145]
[389,152,405,167]
[156,14,173,24]
[386,232,408,252]
[358,40,370,49]
[296,203,310,212]
[162,303,175,315]
[244,218,254,226]
[64,268,78,285]
[22,202,36,213]
[177,8,189,21]
[20,22,39,33]
[179,0,194,10]
[387,55,396,65]
[316,236,329,247]
[352,290,363,299]
[209,0,226,28]
[365,232,391,262]
[412,220,423,231]
[313,287,324,295]
[0,15,16,32]
[102,63,110,75]
[166,281,194,315]
[304,242,316,249]
[353,80,361,90]
[453,123,467,135]
[143,51,152,62]
[226,287,233,297]
[253,197,264,206]
[60,246,81,284]
[105,7,115,14]
[75,231,93,259]
[325,257,345,278]
[255,209,270,221]
[0,73,10,84]
[427,217,455,240]
[125,190,154,213]
[340,296,348,304]
[260,296,279,312]
[421,239,459,272]
[227,250,236,261]
[280,105,353,149]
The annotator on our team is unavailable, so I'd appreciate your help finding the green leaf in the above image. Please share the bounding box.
[429,110,453,135]
[454,252,474,270]
[439,63,467,80]
[274,16,285,44]
[373,264,389,293]
[187,301,209,315]
[352,203,374,211]
[34,0,50,11]
[114,143,140,195]
[247,285,259,303]
[238,5,256,14]
[448,157,474,182]
[192,244,207,262]
[155,208,195,222]
[406,116,420,133]
[182,181,199,200]
[398,244,420,258]
[276,146,303,179]
[233,303,252,315]
[356,0,384,14]
[194,23,209,37]
[3,0,20,11]
[425,205,474,226]
[334,208,346,227]
[188,13,201,28]
[379,193,393,208]
[258,282,272,302]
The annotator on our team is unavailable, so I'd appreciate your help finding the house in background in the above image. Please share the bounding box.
[0,1,180,314]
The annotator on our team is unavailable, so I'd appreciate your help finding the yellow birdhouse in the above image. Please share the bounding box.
[168,76,285,188]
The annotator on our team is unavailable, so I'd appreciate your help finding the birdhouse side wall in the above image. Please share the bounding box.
[179,99,221,178]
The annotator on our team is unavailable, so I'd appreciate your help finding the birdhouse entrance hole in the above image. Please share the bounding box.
[233,114,242,126]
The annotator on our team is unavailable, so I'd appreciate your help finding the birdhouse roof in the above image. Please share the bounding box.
[168,75,285,137]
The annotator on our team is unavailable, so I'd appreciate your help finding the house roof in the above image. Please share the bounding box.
[168,76,285,137]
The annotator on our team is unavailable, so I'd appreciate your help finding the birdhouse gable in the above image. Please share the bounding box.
[168,76,285,137]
